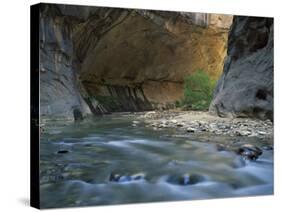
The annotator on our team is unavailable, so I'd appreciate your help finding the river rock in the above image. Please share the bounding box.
[131,173,146,180]
[186,127,196,133]
[179,174,205,185]
[57,150,69,154]
[235,144,263,160]
[176,122,184,127]
[216,144,228,152]
[171,120,178,124]
[109,172,146,183]
[257,131,267,136]
[235,130,252,136]
[167,173,205,185]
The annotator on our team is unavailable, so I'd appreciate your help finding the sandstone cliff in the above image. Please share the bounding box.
[39,4,232,119]
[209,16,273,121]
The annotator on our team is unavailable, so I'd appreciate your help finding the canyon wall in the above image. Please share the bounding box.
[39,5,92,118]
[39,4,232,119]
[209,16,273,121]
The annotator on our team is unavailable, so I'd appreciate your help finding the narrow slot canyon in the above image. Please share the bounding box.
[37,4,273,209]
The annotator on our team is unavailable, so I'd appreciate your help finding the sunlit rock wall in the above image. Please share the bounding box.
[39,4,232,117]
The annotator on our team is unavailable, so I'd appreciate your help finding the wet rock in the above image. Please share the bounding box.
[216,144,228,152]
[109,172,146,183]
[57,150,69,154]
[179,174,205,185]
[109,173,124,182]
[131,173,146,180]
[186,128,196,133]
[167,173,205,185]
[235,144,263,160]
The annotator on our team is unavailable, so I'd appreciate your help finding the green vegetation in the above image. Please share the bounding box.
[179,69,216,110]
[175,100,181,108]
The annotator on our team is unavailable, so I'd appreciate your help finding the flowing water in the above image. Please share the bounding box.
[40,114,273,208]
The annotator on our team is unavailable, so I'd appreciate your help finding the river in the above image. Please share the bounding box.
[39,114,273,208]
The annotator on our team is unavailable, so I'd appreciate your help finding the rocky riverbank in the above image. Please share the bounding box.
[135,110,273,138]
[131,110,273,161]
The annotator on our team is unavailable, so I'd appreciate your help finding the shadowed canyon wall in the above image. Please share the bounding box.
[39,5,92,118]
[209,16,273,121]
[39,4,232,119]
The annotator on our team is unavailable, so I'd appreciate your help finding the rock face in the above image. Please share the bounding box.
[39,5,91,119]
[209,16,273,121]
[39,4,232,118]
[77,10,232,111]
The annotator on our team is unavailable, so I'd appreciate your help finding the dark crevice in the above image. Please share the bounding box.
[256,89,267,100]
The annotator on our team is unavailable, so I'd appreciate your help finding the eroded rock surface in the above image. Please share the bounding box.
[209,16,273,121]
[78,10,232,110]
[39,5,91,119]
[39,4,232,117]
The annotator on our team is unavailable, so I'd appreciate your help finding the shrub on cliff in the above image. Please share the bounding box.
[181,70,216,110]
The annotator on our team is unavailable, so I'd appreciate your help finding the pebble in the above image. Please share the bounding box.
[171,120,178,124]
[235,130,252,136]
[257,131,267,135]
[176,122,184,127]
[186,128,196,133]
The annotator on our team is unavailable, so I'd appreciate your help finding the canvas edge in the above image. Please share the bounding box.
[30,3,40,209]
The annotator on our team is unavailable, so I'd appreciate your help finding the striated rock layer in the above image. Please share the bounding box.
[209,16,273,121]
[39,4,232,119]
[39,5,92,118]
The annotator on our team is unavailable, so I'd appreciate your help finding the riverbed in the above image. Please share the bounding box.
[39,113,273,208]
